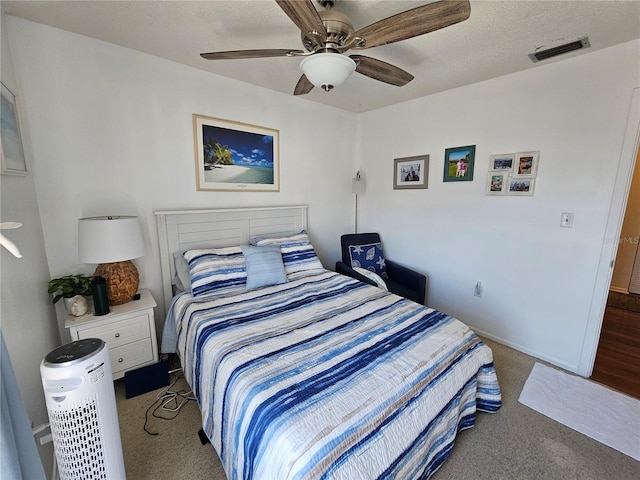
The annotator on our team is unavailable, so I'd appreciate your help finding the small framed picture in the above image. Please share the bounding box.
[513,151,539,177]
[508,178,536,196]
[1,82,28,176]
[486,171,509,195]
[443,145,475,182]
[489,154,514,172]
[393,155,429,190]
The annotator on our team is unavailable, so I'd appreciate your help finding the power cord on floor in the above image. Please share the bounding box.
[143,359,196,436]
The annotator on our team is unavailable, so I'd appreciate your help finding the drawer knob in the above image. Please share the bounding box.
[115,333,120,338]
[118,358,123,363]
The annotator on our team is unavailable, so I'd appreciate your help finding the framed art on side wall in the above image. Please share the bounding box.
[1,83,27,176]
[486,171,509,195]
[513,151,539,177]
[489,154,514,172]
[443,145,475,182]
[193,114,280,191]
[508,177,536,196]
[393,155,429,190]
[487,150,540,196]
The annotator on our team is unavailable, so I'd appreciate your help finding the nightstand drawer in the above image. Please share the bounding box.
[76,314,151,348]
[65,289,158,381]
[110,338,154,375]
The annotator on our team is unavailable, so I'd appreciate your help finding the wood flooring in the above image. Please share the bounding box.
[590,303,640,399]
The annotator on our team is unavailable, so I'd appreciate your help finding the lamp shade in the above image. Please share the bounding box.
[352,177,365,195]
[78,216,144,264]
[300,53,356,92]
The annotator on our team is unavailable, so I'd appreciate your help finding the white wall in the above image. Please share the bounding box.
[357,39,640,372]
[6,14,640,379]
[1,11,59,478]
[6,17,357,337]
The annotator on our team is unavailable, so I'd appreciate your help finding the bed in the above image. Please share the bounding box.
[155,206,501,480]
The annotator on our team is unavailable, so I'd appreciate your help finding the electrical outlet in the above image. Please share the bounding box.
[474,281,483,297]
[560,212,574,228]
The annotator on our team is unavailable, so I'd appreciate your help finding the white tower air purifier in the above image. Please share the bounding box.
[41,338,126,479]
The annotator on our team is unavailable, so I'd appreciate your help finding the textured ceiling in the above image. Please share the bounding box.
[3,0,640,113]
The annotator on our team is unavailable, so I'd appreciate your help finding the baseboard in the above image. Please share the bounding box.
[472,327,579,375]
[609,286,629,295]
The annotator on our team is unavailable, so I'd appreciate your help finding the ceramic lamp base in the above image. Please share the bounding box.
[94,260,139,305]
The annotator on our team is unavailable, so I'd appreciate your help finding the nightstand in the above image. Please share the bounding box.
[65,289,158,380]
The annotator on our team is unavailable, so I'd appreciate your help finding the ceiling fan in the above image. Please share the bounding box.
[200,0,471,95]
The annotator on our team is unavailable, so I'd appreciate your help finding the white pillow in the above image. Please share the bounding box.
[353,267,388,291]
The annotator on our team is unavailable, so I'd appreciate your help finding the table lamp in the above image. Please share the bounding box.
[78,216,144,305]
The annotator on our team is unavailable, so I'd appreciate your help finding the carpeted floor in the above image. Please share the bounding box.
[116,338,640,479]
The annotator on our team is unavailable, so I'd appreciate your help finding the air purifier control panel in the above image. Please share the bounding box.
[89,362,107,383]
[44,338,104,367]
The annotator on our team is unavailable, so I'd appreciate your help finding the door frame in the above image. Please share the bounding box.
[579,88,640,376]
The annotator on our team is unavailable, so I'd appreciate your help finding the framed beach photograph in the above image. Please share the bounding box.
[393,155,429,190]
[489,154,515,172]
[1,83,27,176]
[193,114,279,191]
[513,151,539,178]
[443,145,475,182]
[486,171,509,195]
[508,177,536,196]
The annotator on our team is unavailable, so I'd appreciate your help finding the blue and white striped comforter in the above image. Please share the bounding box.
[165,270,501,480]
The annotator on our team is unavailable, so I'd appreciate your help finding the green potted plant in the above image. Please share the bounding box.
[48,274,93,308]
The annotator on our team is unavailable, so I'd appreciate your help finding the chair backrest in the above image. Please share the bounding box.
[340,233,382,265]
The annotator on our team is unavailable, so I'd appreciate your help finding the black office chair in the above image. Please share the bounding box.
[335,233,426,305]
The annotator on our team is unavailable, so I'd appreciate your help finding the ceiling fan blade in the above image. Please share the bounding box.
[275,0,327,37]
[0,222,22,230]
[353,0,470,49]
[294,75,314,95]
[200,49,304,60]
[351,55,414,86]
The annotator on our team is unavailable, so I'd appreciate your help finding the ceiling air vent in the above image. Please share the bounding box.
[529,36,590,63]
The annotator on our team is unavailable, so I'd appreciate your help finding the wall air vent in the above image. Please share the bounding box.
[529,36,590,63]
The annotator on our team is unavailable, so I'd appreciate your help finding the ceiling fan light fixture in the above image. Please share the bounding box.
[300,53,356,92]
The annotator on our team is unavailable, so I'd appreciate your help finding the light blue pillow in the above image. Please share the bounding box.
[173,251,191,291]
[253,231,324,276]
[241,245,287,290]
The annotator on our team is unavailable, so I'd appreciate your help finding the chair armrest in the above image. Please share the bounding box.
[386,260,427,305]
[335,262,378,287]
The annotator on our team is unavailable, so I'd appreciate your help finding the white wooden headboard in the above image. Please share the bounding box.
[154,205,308,311]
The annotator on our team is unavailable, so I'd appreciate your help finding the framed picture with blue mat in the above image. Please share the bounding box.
[443,145,475,182]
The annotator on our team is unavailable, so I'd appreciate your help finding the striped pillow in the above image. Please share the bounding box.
[183,246,246,296]
[253,231,324,276]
